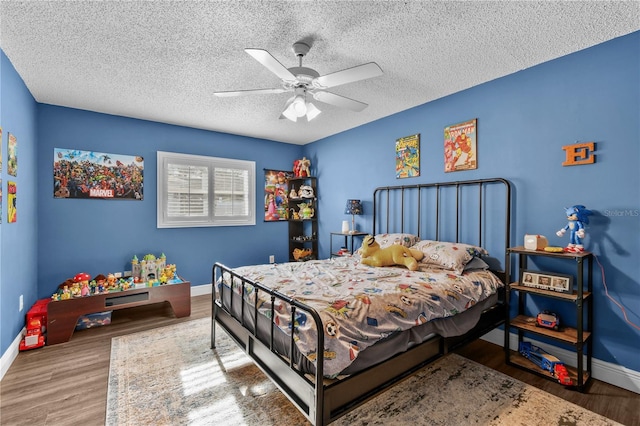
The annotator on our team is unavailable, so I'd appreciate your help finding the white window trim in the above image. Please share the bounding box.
[157,151,256,228]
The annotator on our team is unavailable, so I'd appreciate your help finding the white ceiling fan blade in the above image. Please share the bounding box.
[314,62,383,89]
[313,91,368,112]
[214,88,288,97]
[245,48,297,81]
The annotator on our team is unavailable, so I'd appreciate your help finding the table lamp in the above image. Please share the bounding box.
[344,199,363,234]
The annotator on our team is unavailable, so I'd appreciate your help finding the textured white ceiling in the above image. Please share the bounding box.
[0,1,638,145]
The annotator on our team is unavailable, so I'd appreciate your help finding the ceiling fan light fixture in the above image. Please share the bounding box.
[305,102,321,121]
[282,99,298,122]
[292,95,307,117]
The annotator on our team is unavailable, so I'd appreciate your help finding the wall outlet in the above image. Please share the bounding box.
[19,295,24,312]
[269,255,275,264]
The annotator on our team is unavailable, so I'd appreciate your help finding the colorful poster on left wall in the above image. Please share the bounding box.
[54,148,144,200]
[8,181,16,223]
[8,132,17,177]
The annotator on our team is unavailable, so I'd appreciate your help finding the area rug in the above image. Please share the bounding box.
[106,318,620,425]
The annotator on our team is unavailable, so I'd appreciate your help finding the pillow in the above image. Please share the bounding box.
[374,233,420,249]
[410,240,488,274]
[463,256,490,271]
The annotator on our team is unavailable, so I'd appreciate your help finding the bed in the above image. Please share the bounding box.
[211,178,512,425]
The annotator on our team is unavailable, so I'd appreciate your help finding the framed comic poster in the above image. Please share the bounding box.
[444,119,477,172]
[264,169,294,221]
[396,134,420,179]
[54,148,144,200]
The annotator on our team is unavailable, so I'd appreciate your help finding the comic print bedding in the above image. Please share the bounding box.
[219,255,502,378]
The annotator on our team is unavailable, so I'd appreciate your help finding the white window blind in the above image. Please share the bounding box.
[157,151,255,228]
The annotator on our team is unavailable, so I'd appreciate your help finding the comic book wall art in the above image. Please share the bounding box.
[8,181,17,223]
[444,119,477,172]
[396,134,420,179]
[54,148,144,200]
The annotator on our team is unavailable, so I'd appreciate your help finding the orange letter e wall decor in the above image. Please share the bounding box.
[562,142,596,166]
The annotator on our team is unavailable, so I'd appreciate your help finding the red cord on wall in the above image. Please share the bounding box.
[594,253,640,331]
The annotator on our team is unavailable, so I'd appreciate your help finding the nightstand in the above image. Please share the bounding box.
[330,231,367,258]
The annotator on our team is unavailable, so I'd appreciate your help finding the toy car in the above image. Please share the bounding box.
[536,310,560,330]
[518,342,574,385]
[519,341,560,373]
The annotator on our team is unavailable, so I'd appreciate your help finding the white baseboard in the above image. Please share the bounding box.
[191,283,212,297]
[0,328,24,382]
[482,328,640,395]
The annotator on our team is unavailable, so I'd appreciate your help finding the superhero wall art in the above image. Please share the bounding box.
[54,148,144,200]
[444,119,477,172]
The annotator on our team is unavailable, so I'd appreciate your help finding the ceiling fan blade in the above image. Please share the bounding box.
[245,48,297,81]
[213,88,288,97]
[315,62,383,89]
[312,91,368,112]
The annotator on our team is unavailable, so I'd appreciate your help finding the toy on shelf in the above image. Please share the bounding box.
[132,253,166,283]
[293,248,313,261]
[518,341,573,386]
[556,205,592,253]
[293,157,311,177]
[536,310,560,331]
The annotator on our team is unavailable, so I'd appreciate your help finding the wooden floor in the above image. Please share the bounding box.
[1,294,638,426]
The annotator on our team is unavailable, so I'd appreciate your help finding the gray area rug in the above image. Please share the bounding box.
[106,318,620,425]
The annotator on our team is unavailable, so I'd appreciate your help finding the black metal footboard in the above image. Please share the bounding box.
[211,262,325,424]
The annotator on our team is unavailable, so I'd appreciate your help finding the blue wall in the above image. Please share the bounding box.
[1,51,39,356]
[1,32,638,376]
[36,106,302,290]
[306,32,640,371]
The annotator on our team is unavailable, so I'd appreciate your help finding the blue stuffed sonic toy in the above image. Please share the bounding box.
[556,205,592,252]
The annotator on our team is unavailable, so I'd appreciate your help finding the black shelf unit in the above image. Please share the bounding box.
[505,246,593,392]
[288,177,318,262]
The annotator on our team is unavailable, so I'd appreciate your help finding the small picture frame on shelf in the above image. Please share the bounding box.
[520,269,573,294]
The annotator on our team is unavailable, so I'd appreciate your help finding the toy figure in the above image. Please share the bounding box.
[556,205,592,252]
[61,286,71,300]
[298,157,311,177]
[81,281,90,297]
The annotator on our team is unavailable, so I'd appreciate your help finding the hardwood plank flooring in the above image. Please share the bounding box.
[1,294,638,425]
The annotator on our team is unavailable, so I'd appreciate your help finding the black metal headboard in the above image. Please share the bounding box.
[372,178,512,278]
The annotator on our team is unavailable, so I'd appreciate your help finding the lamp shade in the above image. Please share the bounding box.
[344,199,363,215]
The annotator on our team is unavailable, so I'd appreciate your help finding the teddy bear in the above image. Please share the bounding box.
[359,234,424,271]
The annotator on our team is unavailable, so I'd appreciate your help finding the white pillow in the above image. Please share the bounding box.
[374,233,420,249]
[410,240,488,274]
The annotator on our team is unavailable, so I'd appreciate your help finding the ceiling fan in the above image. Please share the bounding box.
[214,41,383,122]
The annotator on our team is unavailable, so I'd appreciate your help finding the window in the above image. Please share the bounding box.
[157,151,255,228]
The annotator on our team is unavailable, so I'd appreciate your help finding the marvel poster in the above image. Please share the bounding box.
[54,148,144,200]
[444,119,477,172]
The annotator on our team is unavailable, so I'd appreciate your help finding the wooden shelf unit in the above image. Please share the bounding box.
[505,246,593,391]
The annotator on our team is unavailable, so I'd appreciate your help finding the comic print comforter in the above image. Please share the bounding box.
[220,255,502,378]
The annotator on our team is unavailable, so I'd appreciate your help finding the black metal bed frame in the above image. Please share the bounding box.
[211,178,512,425]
